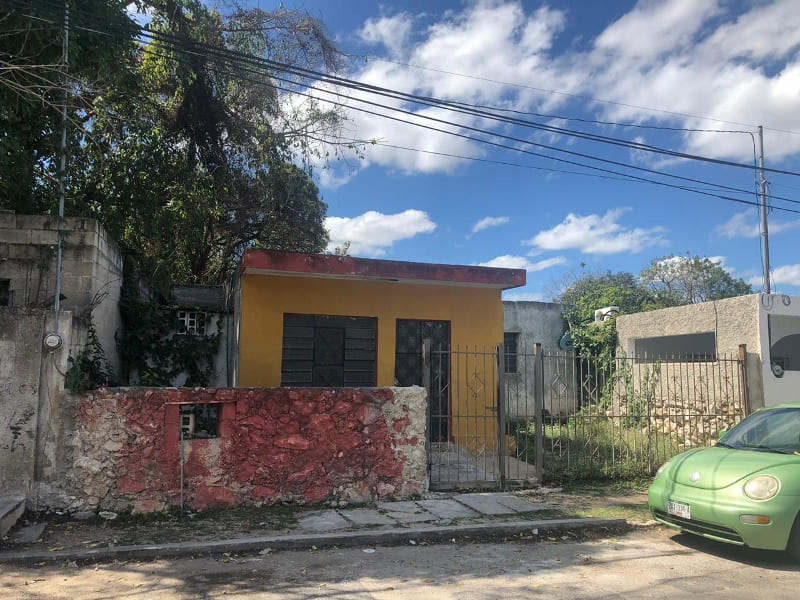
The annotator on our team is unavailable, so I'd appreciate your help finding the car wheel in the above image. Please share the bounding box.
[787,514,800,561]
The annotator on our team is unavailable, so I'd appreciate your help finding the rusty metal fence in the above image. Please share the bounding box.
[425,343,749,489]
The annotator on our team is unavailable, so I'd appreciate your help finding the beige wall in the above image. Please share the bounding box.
[616,294,768,409]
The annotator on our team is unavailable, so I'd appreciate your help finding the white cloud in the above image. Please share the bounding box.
[309,1,570,179]
[715,210,800,239]
[325,210,436,257]
[593,0,721,61]
[359,13,414,58]
[476,255,566,271]
[525,208,667,255]
[583,0,800,162]
[768,265,800,286]
[471,216,510,235]
[308,0,800,184]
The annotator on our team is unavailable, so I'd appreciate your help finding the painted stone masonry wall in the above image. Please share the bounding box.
[59,386,427,513]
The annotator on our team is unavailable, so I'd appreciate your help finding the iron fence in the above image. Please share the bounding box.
[425,343,749,489]
[508,345,749,482]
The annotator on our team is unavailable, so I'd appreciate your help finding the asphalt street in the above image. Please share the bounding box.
[2,527,799,599]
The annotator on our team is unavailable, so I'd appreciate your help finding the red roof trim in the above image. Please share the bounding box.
[241,249,526,290]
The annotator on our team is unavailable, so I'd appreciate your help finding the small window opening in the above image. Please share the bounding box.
[0,280,10,306]
[177,311,207,335]
[180,404,220,439]
[504,332,519,373]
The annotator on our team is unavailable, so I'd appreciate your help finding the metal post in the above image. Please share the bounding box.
[533,343,544,483]
[422,339,432,476]
[179,423,185,511]
[497,343,506,491]
[54,2,70,334]
[738,344,750,415]
[758,126,771,294]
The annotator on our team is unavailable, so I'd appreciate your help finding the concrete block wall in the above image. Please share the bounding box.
[0,214,123,373]
[616,294,763,409]
[502,300,574,417]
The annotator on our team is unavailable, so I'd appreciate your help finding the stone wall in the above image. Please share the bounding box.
[608,358,746,448]
[55,386,427,513]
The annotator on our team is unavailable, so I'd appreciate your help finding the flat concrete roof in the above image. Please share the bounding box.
[241,249,526,290]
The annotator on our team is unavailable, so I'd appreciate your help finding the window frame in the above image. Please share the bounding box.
[503,331,520,374]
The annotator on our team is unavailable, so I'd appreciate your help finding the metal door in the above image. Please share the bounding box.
[395,320,450,441]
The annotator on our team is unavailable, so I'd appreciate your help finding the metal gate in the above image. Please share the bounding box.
[425,343,749,490]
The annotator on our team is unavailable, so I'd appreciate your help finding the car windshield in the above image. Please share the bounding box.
[719,407,800,454]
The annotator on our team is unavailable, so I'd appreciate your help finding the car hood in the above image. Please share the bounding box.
[668,447,797,490]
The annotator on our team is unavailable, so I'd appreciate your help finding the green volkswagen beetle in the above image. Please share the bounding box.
[648,402,800,558]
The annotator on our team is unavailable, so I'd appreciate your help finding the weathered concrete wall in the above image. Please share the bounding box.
[0,308,78,498]
[0,214,122,374]
[502,301,574,417]
[616,294,763,409]
[51,386,427,513]
[0,309,46,494]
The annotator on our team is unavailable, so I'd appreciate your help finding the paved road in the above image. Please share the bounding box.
[2,527,799,599]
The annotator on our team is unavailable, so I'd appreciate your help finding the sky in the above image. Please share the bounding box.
[263,0,800,301]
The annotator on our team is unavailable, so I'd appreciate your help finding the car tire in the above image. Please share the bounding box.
[787,514,800,561]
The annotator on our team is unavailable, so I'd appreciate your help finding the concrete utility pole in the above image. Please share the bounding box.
[758,125,771,294]
[53,2,69,339]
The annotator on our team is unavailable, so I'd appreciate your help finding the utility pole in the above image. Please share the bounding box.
[758,126,771,294]
[44,2,69,352]
[54,1,70,328]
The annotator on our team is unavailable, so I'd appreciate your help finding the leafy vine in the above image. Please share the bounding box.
[117,273,223,387]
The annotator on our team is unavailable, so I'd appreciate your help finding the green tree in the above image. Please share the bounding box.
[639,254,753,305]
[3,0,343,285]
[0,0,137,214]
[559,271,657,328]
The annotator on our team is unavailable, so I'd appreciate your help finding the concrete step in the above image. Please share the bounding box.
[0,495,26,537]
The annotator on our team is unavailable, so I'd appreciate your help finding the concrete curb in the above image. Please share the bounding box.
[0,518,627,565]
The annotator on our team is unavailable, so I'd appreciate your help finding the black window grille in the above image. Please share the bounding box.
[503,332,519,373]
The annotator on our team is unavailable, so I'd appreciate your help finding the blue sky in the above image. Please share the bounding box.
[266,0,800,300]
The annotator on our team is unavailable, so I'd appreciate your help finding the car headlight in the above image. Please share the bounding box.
[653,462,670,480]
[743,475,780,500]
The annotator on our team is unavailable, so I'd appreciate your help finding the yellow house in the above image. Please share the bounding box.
[235,249,525,449]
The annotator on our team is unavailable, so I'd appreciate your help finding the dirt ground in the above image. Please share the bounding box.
[0,485,651,554]
[4,528,800,600]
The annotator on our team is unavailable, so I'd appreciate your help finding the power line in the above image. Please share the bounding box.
[140,33,800,210]
[21,0,800,177]
[345,53,800,137]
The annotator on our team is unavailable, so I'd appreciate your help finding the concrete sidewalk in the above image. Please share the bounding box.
[0,492,633,564]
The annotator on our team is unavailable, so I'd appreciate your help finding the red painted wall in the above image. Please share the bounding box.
[75,387,425,512]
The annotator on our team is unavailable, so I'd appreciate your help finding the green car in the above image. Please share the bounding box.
[648,402,800,558]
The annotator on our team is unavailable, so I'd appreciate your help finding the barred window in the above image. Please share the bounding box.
[504,332,519,373]
[177,311,206,335]
[180,403,219,439]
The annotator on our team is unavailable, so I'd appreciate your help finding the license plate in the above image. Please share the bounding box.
[667,501,691,520]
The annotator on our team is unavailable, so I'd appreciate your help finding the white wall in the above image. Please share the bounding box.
[757,294,800,407]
